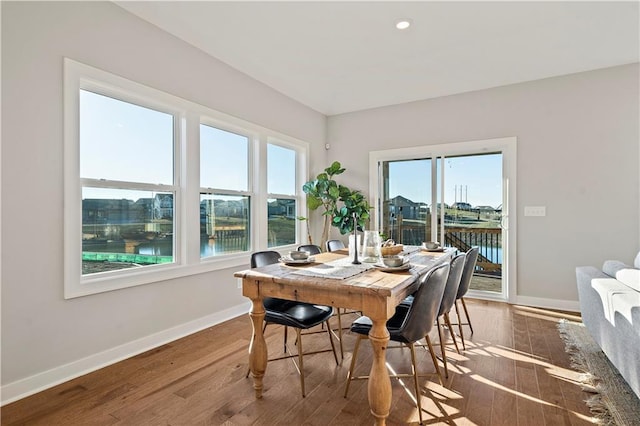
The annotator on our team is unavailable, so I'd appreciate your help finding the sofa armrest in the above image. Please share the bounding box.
[602,260,630,277]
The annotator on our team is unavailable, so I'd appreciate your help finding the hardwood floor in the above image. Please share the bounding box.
[1,300,595,425]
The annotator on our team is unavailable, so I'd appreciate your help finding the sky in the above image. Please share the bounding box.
[81,89,296,200]
[80,89,501,207]
[387,153,503,208]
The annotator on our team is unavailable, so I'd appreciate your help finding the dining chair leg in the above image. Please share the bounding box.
[444,313,461,355]
[454,299,466,351]
[325,320,339,365]
[295,328,306,397]
[336,309,344,360]
[284,325,288,353]
[424,335,443,386]
[344,335,364,397]
[409,343,424,425]
[436,317,449,378]
[461,298,474,334]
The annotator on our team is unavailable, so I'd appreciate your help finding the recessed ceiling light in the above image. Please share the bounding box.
[395,19,412,30]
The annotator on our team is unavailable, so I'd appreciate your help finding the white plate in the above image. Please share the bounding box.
[279,256,315,265]
[373,263,412,272]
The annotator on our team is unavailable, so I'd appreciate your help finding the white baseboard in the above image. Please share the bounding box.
[514,295,580,313]
[1,302,250,406]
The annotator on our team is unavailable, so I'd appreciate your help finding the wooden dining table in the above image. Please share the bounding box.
[234,246,455,425]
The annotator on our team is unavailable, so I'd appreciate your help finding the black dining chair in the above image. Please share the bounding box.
[298,243,345,358]
[326,239,346,252]
[344,262,450,425]
[297,244,322,255]
[247,251,338,397]
[453,247,479,350]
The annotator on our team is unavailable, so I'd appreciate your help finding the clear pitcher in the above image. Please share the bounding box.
[362,230,381,263]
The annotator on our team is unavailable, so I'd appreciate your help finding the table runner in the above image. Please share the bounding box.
[290,256,377,280]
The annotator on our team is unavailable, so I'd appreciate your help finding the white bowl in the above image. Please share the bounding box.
[382,255,404,267]
[289,250,309,260]
[423,241,440,250]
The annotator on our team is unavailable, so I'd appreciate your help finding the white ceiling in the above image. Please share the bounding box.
[116,1,639,116]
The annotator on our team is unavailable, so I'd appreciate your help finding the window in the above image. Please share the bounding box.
[80,90,177,275]
[200,125,251,258]
[64,59,308,298]
[267,143,297,248]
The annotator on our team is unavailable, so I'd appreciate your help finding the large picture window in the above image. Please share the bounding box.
[64,59,308,298]
[80,90,177,275]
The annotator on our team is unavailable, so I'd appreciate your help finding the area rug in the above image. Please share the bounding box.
[558,319,640,425]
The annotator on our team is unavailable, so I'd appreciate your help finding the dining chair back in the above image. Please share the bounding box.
[326,239,345,252]
[297,244,322,255]
[435,252,466,377]
[453,246,480,349]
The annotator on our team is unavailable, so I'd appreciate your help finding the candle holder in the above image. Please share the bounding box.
[352,213,361,265]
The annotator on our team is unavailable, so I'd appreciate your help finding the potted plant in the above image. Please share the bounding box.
[302,161,371,252]
[331,187,371,236]
[332,187,371,263]
[302,161,347,250]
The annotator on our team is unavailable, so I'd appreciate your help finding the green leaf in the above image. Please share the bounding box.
[307,196,323,210]
[328,186,340,199]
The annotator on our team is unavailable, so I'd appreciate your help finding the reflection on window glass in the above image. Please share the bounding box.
[200,194,250,258]
[267,143,296,195]
[267,198,296,248]
[80,90,174,184]
[200,125,248,191]
[82,188,174,275]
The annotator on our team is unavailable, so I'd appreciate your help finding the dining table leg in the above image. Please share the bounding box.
[367,315,392,425]
[247,288,267,399]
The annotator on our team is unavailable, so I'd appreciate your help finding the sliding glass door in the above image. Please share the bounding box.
[371,137,515,301]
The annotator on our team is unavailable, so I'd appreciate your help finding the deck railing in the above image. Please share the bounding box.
[388,223,502,274]
[444,227,502,273]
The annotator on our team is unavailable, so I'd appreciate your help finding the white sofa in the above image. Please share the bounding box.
[576,251,640,400]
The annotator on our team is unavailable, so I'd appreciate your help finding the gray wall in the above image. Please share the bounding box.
[328,64,639,305]
[1,1,326,396]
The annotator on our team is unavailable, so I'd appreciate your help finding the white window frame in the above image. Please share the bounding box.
[64,58,308,298]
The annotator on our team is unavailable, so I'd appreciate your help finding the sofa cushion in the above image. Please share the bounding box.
[603,260,629,277]
[616,268,640,291]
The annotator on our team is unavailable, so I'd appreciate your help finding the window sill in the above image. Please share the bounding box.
[65,253,253,299]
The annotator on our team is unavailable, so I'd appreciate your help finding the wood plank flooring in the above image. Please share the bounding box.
[1,300,595,425]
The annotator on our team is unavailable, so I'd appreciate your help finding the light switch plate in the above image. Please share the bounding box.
[524,206,546,216]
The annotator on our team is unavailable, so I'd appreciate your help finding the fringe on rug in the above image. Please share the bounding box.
[557,319,614,425]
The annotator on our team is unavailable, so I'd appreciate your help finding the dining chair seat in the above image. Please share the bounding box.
[264,299,333,329]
